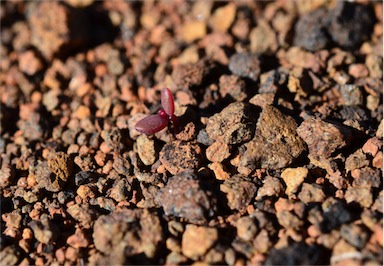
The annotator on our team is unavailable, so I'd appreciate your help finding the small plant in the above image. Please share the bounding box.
[135,88,179,134]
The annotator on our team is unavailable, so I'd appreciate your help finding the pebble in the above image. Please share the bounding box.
[208,162,230,180]
[239,105,306,174]
[345,187,373,208]
[298,183,326,204]
[206,102,256,145]
[256,176,284,200]
[209,3,236,32]
[156,172,217,223]
[206,141,231,163]
[180,21,206,43]
[236,216,258,242]
[281,167,308,199]
[229,52,261,81]
[160,140,202,175]
[182,225,218,259]
[137,135,156,166]
[220,174,257,211]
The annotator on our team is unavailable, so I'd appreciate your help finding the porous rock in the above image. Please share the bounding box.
[239,105,306,175]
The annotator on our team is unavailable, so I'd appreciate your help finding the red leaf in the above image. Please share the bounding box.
[161,88,175,117]
[135,114,168,134]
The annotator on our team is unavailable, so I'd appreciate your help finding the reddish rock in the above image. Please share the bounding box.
[181,225,218,259]
[220,175,257,211]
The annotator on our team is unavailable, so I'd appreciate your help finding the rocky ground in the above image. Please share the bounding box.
[0,1,382,265]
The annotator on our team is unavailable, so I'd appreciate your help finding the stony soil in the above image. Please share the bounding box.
[0,1,382,265]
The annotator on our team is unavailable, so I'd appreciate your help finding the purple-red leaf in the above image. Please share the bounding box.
[135,114,168,134]
[161,88,175,117]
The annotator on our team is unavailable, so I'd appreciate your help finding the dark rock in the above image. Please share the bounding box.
[293,8,330,51]
[264,242,329,265]
[328,2,375,49]
[320,200,352,233]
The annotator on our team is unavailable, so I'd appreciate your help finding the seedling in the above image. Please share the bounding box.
[135,88,179,134]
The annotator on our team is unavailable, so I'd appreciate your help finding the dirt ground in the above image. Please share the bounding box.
[0,1,383,265]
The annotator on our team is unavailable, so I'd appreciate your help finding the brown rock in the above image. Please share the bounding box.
[209,162,230,180]
[276,211,303,231]
[172,60,210,90]
[209,3,236,32]
[29,214,58,244]
[250,19,278,55]
[362,137,382,156]
[351,167,381,188]
[345,187,373,208]
[219,75,247,102]
[137,135,156,166]
[298,183,326,204]
[180,20,206,43]
[239,105,306,174]
[67,228,90,249]
[93,209,163,260]
[281,167,308,199]
[66,204,99,229]
[28,2,69,59]
[206,102,257,145]
[345,149,369,172]
[160,140,201,175]
[256,176,284,200]
[182,225,218,259]
[236,216,258,242]
[206,141,231,163]
[249,93,275,108]
[373,151,383,169]
[156,172,217,223]
[220,175,257,211]
[18,50,43,76]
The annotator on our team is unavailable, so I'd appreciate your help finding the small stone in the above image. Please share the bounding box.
[345,187,373,208]
[256,176,284,200]
[349,64,369,79]
[66,204,99,229]
[180,20,206,43]
[18,50,43,76]
[156,172,217,223]
[340,224,369,249]
[29,214,58,244]
[250,19,278,54]
[239,106,306,174]
[182,225,218,259]
[339,85,363,106]
[137,135,156,166]
[362,137,382,156]
[321,200,352,233]
[281,167,308,198]
[276,211,303,231]
[249,93,275,108]
[208,162,230,180]
[345,149,369,172]
[236,216,258,242]
[351,167,381,188]
[206,102,257,145]
[220,175,257,211]
[67,228,90,249]
[297,183,326,204]
[73,105,91,120]
[229,53,261,81]
[219,75,247,102]
[373,151,383,169]
[76,185,96,199]
[160,140,201,175]
[209,3,236,32]
[206,141,231,163]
